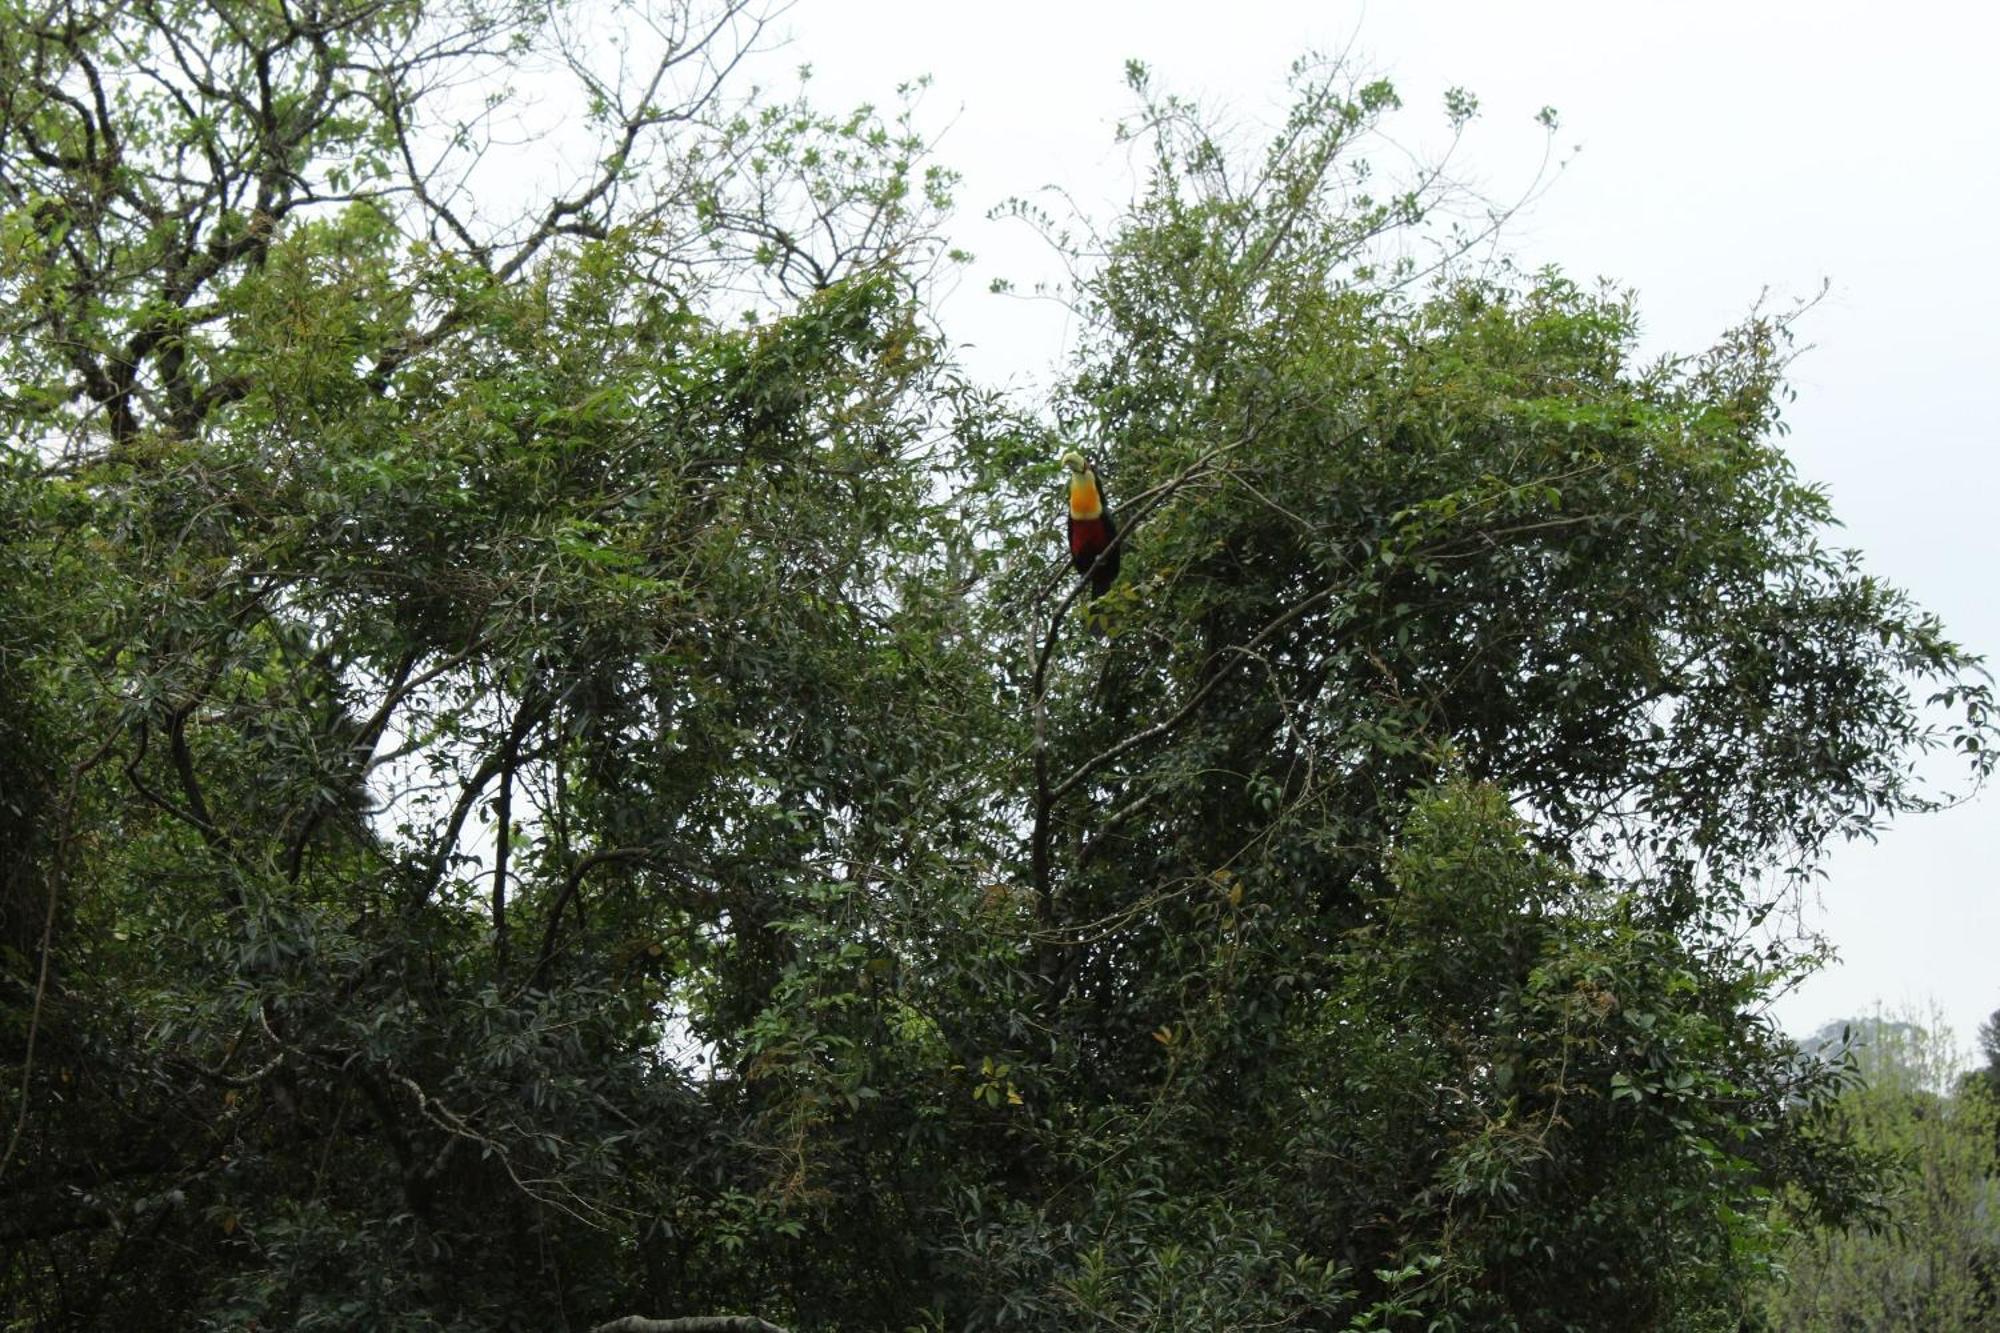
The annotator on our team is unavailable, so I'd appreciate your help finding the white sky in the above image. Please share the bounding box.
[772,0,1999,1055]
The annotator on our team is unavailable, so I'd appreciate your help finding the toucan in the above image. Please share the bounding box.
[1063,451,1121,599]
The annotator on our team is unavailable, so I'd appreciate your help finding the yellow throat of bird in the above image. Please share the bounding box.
[1065,456,1103,520]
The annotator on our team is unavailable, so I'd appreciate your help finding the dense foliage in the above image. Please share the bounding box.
[1,3,1990,1330]
[1759,1015,2000,1330]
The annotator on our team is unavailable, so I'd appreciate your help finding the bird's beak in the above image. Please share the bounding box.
[1061,451,1087,475]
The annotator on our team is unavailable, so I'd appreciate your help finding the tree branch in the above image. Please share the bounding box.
[411,687,552,909]
[523,846,657,994]
[0,736,117,1188]
[588,1318,789,1333]
[1027,444,1232,908]
[1049,583,1339,807]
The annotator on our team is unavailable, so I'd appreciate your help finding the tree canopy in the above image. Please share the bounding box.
[1,3,1991,1330]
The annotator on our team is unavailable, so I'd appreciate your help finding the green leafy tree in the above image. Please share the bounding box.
[1,15,1992,1333]
[1761,1011,2000,1331]
[0,1,980,1327]
[947,57,1991,1330]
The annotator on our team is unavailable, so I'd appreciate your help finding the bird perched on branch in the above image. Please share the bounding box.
[1063,451,1120,598]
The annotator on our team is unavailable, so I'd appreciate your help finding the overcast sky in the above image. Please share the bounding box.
[771,1,1998,1055]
